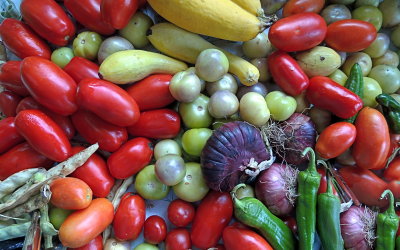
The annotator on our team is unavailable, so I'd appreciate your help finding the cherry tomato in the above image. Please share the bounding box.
[384,157,400,181]
[113,193,146,241]
[282,0,325,17]
[0,91,21,117]
[165,228,191,250]
[15,109,71,162]
[0,18,51,59]
[325,19,377,52]
[20,0,75,46]
[107,137,153,179]
[71,110,128,152]
[68,235,103,250]
[0,61,30,96]
[59,198,114,248]
[50,177,93,210]
[268,13,327,52]
[101,0,139,29]
[222,224,273,250]
[143,215,167,244]
[167,199,195,227]
[317,168,338,196]
[0,117,24,154]
[127,109,181,139]
[352,107,390,170]
[126,74,175,111]
[63,57,100,83]
[191,191,233,249]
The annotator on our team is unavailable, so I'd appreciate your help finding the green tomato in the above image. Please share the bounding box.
[51,47,74,68]
[49,207,73,230]
[342,52,372,76]
[134,243,159,250]
[173,162,209,202]
[265,91,297,121]
[363,33,390,58]
[355,0,379,7]
[329,69,348,86]
[294,93,310,113]
[73,31,103,60]
[362,77,382,107]
[179,94,213,128]
[239,92,270,126]
[120,12,153,48]
[329,0,355,4]
[154,139,181,160]
[134,165,170,200]
[372,50,400,68]
[379,0,400,28]
[391,25,400,48]
[181,128,213,156]
[352,6,383,31]
[368,65,400,93]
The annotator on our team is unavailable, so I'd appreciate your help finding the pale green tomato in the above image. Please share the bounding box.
[355,0,379,7]
[134,165,170,200]
[294,93,310,113]
[154,139,181,160]
[73,31,103,60]
[51,47,74,68]
[134,243,159,250]
[208,90,239,118]
[120,12,153,48]
[321,4,352,25]
[372,50,400,67]
[195,49,229,82]
[391,24,400,48]
[342,52,372,76]
[155,155,186,186]
[329,69,348,86]
[363,33,390,58]
[169,71,202,103]
[173,162,209,202]
[205,73,238,96]
[242,32,273,59]
[352,6,383,31]
[97,36,134,63]
[379,0,400,28]
[239,92,270,126]
[368,65,400,93]
[179,94,213,128]
[49,207,73,230]
[185,67,205,91]
[181,128,212,156]
[251,58,270,82]
[265,91,297,121]
[362,77,382,107]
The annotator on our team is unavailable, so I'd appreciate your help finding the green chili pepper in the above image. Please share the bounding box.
[296,147,321,250]
[396,235,400,250]
[376,94,400,134]
[376,190,399,250]
[344,63,364,123]
[231,184,296,250]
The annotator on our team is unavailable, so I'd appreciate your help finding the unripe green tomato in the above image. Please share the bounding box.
[181,128,212,156]
[342,52,372,76]
[173,162,209,202]
[185,67,205,91]
[329,0,355,4]
[239,92,270,126]
[352,6,383,31]
[154,139,181,160]
[134,243,159,250]
[134,165,170,200]
[169,71,202,103]
[362,77,382,107]
[391,24,400,48]
[363,33,390,58]
[120,12,153,48]
[49,207,73,230]
[73,31,103,60]
[242,32,273,59]
[179,94,213,128]
[294,93,310,113]
[379,0,400,28]
[321,4,352,25]
[329,69,348,86]
[51,47,74,68]
[355,0,379,7]
[265,91,297,121]
[372,50,400,67]
[250,58,271,82]
[195,49,229,82]
[368,65,400,93]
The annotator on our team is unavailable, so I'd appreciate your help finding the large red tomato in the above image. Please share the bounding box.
[63,57,99,83]
[143,215,167,244]
[165,228,191,250]
[223,224,273,250]
[101,0,139,29]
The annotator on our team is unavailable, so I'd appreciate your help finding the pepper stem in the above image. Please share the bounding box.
[231,183,247,199]
[317,160,333,194]
[301,147,317,173]
[380,189,396,216]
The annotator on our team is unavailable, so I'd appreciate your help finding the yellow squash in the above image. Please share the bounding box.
[231,0,264,17]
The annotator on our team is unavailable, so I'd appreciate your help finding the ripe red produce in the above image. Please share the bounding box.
[63,57,99,83]
[223,224,273,250]
[165,228,191,250]
[50,177,93,210]
[143,215,167,244]
[0,61,30,96]
[167,199,195,227]
[101,0,139,29]
[0,91,22,117]
[0,117,25,154]
[68,235,103,250]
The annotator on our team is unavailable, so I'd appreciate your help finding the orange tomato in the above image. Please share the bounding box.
[50,177,92,210]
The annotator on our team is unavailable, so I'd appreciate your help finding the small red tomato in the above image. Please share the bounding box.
[165,228,191,250]
[384,157,400,182]
[68,235,103,250]
[167,199,195,227]
[143,215,167,244]
[101,0,139,29]
[15,109,71,162]
[388,180,400,199]
[0,91,22,117]
[0,61,30,96]
[63,57,99,83]
[317,168,338,196]
[223,224,273,250]
[50,177,93,210]
[113,193,146,241]
[282,0,325,17]
[0,117,25,154]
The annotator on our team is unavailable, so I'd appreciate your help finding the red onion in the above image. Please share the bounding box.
[255,163,298,216]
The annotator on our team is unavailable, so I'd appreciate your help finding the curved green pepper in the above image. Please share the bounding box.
[376,94,400,133]
[376,190,399,250]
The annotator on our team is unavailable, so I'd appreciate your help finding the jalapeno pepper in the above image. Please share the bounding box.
[376,94,400,134]
[376,190,399,250]
[344,63,364,124]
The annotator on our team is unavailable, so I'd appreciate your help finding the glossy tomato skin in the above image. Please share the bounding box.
[107,137,153,179]
[21,57,78,116]
[0,61,30,96]
[268,13,327,52]
[50,177,93,210]
[68,235,103,250]
[282,0,325,17]
[352,107,390,170]
[63,57,99,83]
[70,146,114,198]
[222,224,273,250]
[0,18,51,59]
[71,110,128,152]
[325,19,377,52]
[0,91,22,117]
[165,228,191,250]
[127,109,181,139]
[143,215,167,244]
[59,198,114,248]
[101,0,139,29]
[0,142,52,180]
[0,117,25,154]
[126,74,175,111]
[317,168,338,196]
[64,0,115,35]
[268,50,309,96]
[20,0,75,46]
[14,110,71,162]
[167,199,195,227]
[384,157,400,182]
[191,191,233,249]
[113,193,146,241]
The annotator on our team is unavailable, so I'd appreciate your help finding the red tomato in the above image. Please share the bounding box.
[127,109,181,139]
[126,74,175,111]
[113,193,146,241]
[0,117,25,154]
[0,61,30,96]
[138,0,147,7]
[223,224,273,250]
[352,107,390,170]
[107,137,153,179]
[71,110,128,152]
[59,198,114,248]
[268,13,327,52]
[384,157,400,182]
[191,191,233,249]
[70,146,115,198]
[317,168,338,196]
[50,177,93,210]
[14,109,71,162]
[21,57,78,116]
[316,122,356,159]
[0,142,53,180]
[0,91,22,117]
[165,228,191,250]
[267,50,309,96]
[283,0,325,17]
[20,0,75,46]
[68,235,103,250]
[325,19,377,52]
[0,18,51,59]
[388,181,400,199]
[167,199,195,227]
[101,0,139,29]
[143,215,167,244]
[389,134,400,158]
[64,0,115,35]
[282,217,298,234]
[63,57,99,83]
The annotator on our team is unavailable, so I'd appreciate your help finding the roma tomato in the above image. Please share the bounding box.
[384,157,400,181]
[0,117,24,154]
[71,110,128,152]
[165,228,191,250]
[268,13,327,52]
[59,198,114,248]
[317,168,338,196]
[352,107,390,169]
[0,91,21,117]
[64,0,115,35]
[0,142,52,180]
[325,19,377,52]
[63,57,100,83]
[15,110,71,162]
[107,137,153,179]
[222,224,273,250]
[50,177,93,210]
[113,193,146,241]
[282,0,325,17]
[0,61,30,96]
[143,215,167,244]
[127,109,181,139]
[70,146,114,198]
[101,0,139,29]
[126,74,175,111]
[20,0,75,46]
[68,235,103,250]
[21,57,78,116]
[77,78,140,127]
[167,199,195,227]
[0,18,51,59]
[16,96,41,113]
[191,191,233,249]
[388,180,400,199]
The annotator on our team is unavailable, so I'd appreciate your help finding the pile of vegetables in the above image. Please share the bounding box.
[0,0,400,249]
